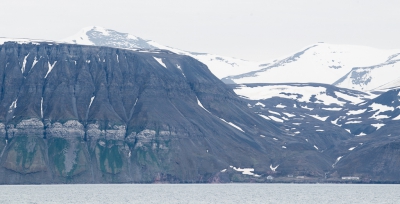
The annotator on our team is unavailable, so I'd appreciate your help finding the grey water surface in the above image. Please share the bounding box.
[0,184,399,204]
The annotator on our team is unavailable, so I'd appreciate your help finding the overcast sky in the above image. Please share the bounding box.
[1,0,399,61]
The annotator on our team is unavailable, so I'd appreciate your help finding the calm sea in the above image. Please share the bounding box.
[0,184,398,203]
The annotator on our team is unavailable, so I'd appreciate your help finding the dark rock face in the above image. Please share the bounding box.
[231,83,400,182]
[5,42,398,183]
[0,42,326,184]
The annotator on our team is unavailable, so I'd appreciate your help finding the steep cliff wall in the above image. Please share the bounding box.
[6,42,399,183]
[0,42,312,183]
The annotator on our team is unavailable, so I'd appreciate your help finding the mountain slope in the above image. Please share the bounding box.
[223,43,400,91]
[62,26,267,79]
[233,83,400,137]
[333,59,400,91]
[232,83,400,182]
[63,27,400,92]
[0,31,399,183]
[0,41,345,184]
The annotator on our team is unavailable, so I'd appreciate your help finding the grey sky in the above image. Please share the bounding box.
[1,0,399,61]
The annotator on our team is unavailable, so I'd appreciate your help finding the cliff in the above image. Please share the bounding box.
[4,42,395,184]
[0,42,308,183]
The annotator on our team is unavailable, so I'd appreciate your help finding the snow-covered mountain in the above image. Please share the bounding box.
[62,26,266,79]
[61,26,400,138]
[333,57,400,91]
[223,43,400,91]
[372,77,400,92]
[232,83,400,140]
[336,89,400,136]
[2,27,400,183]
[63,27,400,92]
[62,27,400,137]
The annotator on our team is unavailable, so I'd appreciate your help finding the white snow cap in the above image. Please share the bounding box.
[62,26,98,45]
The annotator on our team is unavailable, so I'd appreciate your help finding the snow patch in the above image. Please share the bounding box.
[276,104,286,108]
[61,26,96,45]
[269,115,284,123]
[220,118,245,132]
[315,92,347,106]
[347,117,361,120]
[283,112,295,117]
[356,132,367,136]
[230,166,260,177]
[21,54,29,73]
[347,109,367,115]
[345,121,362,124]
[301,105,314,110]
[153,57,167,68]
[44,61,57,78]
[331,118,341,126]
[371,123,385,130]
[233,85,350,106]
[197,97,211,114]
[393,114,400,120]
[255,102,265,107]
[199,97,244,132]
[369,103,394,120]
[270,164,279,172]
[335,92,364,104]
[332,156,343,168]
[176,64,186,77]
[268,110,280,115]
[348,147,356,151]
[258,114,271,120]
[89,96,95,109]
[371,115,390,119]
[31,56,39,70]
[314,145,319,150]
[308,114,329,121]
[9,99,17,110]
[322,107,342,111]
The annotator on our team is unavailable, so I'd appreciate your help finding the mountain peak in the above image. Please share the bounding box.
[63,26,156,50]
[223,42,400,91]
[62,27,269,79]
